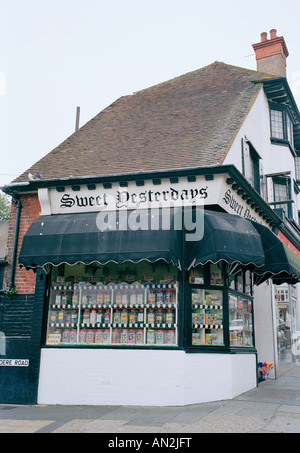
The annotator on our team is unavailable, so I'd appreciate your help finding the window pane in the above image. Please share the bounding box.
[245,271,252,295]
[295,157,300,181]
[274,182,288,201]
[248,157,255,188]
[229,294,253,347]
[274,179,289,216]
[247,147,260,193]
[189,267,205,284]
[286,115,293,144]
[210,263,224,286]
[191,289,224,346]
[45,262,178,347]
[271,110,284,139]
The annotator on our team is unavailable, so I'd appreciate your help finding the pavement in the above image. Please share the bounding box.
[1,363,300,434]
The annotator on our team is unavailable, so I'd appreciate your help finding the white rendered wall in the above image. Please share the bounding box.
[37,349,256,406]
[253,282,276,378]
[223,88,269,171]
[224,86,299,375]
[223,87,296,182]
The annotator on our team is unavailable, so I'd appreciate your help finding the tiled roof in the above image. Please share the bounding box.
[14,62,272,183]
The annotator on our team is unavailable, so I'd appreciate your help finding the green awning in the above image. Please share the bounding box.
[18,210,183,269]
[186,210,265,270]
[252,222,300,285]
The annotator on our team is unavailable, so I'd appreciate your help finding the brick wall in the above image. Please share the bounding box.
[0,267,47,404]
[4,193,41,294]
[0,293,35,336]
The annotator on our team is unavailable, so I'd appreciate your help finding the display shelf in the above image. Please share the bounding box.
[192,304,223,309]
[192,324,223,329]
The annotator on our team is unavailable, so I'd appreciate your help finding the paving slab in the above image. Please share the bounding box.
[277,405,300,414]
[262,412,300,433]
[0,419,54,433]
[0,364,300,433]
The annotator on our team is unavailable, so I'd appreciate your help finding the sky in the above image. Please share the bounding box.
[1,0,300,188]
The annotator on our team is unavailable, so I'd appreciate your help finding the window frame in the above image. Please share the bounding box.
[43,261,181,350]
[272,175,293,219]
[248,142,261,194]
[270,108,284,140]
[295,154,300,182]
[242,139,261,194]
[269,104,295,151]
[187,264,255,353]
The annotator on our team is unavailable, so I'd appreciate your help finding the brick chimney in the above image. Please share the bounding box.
[252,29,289,77]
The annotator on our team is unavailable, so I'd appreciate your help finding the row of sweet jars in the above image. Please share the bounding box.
[52,283,177,307]
[55,327,176,345]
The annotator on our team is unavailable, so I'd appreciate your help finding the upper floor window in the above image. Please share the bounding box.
[273,176,292,219]
[243,140,261,194]
[286,115,294,144]
[248,145,260,194]
[270,110,284,139]
[295,155,300,182]
[270,107,294,148]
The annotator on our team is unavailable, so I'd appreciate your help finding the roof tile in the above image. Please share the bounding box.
[14,62,272,183]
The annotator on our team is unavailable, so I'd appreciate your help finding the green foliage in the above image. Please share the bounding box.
[4,287,16,297]
[0,190,11,220]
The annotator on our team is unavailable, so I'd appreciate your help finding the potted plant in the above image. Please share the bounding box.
[258,361,274,380]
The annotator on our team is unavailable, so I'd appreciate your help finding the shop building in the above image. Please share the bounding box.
[1,30,300,406]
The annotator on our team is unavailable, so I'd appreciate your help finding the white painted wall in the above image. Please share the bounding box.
[223,87,297,184]
[253,282,276,377]
[224,86,299,375]
[223,88,269,171]
[37,349,257,406]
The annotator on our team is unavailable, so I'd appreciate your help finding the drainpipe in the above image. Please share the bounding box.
[0,195,22,294]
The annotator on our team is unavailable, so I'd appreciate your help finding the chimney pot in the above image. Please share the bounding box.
[252,29,288,77]
[261,32,268,42]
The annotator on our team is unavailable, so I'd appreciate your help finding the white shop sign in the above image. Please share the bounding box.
[0,359,29,367]
[38,174,269,227]
[218,184,266,225]
[39,175,224,215]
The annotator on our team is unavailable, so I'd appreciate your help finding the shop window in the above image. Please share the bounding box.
[229,294,254,347]
[192,288,224,346]
[210,263,224,286]
[189,268,205,285]
[45,261,178,348]
[228,270,254,347]
[189,264,254,349]
[229,269,252,295]
[189,262,224,287]
[190,263,225,348]
[244,271,252,296]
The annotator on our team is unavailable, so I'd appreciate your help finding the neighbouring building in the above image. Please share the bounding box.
[0,220,9,288]
[1,30,300,406]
